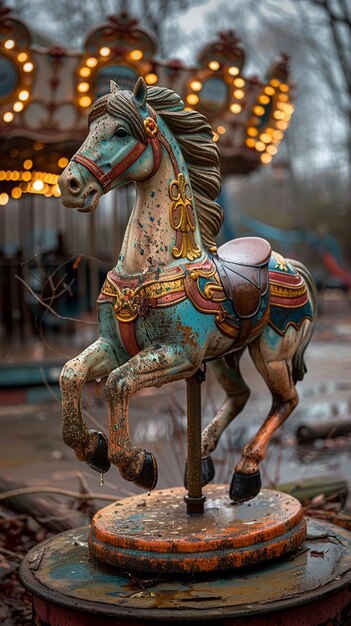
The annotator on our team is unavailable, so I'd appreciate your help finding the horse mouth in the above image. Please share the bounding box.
[78,190,99,213]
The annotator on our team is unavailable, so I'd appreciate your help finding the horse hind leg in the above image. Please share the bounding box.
[195,350,250,487]
[230,325,304,503]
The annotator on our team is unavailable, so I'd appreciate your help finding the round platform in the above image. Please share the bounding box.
[89,486,306,575]
[20,518,351,625]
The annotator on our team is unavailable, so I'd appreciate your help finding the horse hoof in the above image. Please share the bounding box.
[184,456,215,489]
[133,451,158,491]
[86,430,111,474]
[229,470,261,504]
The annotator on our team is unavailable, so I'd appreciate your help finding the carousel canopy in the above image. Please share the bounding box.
[0,7,294,204]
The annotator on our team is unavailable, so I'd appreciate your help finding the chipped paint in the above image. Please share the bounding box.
[57,78,317,503]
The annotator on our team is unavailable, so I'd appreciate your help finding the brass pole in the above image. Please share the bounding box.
[184,367,206,515]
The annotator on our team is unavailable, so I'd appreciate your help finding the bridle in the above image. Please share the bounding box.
[71,107,179,193]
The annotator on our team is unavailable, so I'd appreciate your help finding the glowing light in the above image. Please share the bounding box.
[255,141,266,152]
[23,159,33,170]
[52,184,61,197]
[129,49,143,61]
[217,125,226,134]
[11,171,19,180]
[273,130,283,141]
[234,77,245,88]
[23,62,33,72]
[233,89,244,99]
[264,86,275,96]
[99,47,110,57]
[260,133,272,143]
[267,144,278,155]
[277,120,288,130]
[3,112,14,123]
[145,73,158,85]
[78,82,89,93]
[270,79,280,87]
[247,127,258,137]
[261,153,272,164]
[79,66,91,77]
[4,39,15,50]
[79,96,91,108]
[22,171,31,181]
[212,132,219,142]
[18,90,29,101]
[253,105,265,116]
[17,52,28,62]
[274,110,284,120]
[259,94,270,105]
[279,83,289,92]
[58,157,69,168]
[208,60,220,70]
[0,193,9,205]
[228,66,239,76]
[190,80,202,91]
[246,138,256,148]
[187,93,199,105]
[230,103,242,113]
[33,179,44,191]
[12,187,22,199]
[278,93,289,102]
[13,101,24,112]
[86,57,98,67]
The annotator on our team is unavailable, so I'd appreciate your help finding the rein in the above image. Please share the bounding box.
[72,108,179,193]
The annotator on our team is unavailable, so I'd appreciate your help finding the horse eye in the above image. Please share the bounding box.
[115,127,128,138]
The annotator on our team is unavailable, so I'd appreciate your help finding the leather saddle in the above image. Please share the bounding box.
[213,237,271,319]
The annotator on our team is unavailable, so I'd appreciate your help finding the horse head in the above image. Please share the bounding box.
[59,77,158,212]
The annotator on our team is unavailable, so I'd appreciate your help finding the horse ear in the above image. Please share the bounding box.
[110,80,120,94]
[133,76,147,107]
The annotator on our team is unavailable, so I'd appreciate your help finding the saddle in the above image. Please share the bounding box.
[213,237,271,319]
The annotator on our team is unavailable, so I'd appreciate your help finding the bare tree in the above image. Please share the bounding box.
[6,0,205,57]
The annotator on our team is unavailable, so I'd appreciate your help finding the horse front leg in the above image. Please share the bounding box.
[60,337,120,474]
[105,344,202,491]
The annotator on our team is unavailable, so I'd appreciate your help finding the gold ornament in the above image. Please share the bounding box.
[169,173,201,261]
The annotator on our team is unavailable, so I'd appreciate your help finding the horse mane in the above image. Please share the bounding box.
[88,85,223,250]
[147,86,223,249]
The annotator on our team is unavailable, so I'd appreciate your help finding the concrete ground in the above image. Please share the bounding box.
[0,291,350,508]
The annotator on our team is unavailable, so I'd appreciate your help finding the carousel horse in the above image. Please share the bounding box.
[58,77,317,503]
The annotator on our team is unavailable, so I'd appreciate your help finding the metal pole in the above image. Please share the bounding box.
[184,366,206,515]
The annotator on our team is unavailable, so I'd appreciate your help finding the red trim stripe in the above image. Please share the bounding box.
[119,321,140,357]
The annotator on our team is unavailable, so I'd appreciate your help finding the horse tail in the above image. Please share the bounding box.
[287,259,318,384]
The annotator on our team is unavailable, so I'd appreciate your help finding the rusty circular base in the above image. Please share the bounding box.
[89,486,306,575]
[20,518,351,625]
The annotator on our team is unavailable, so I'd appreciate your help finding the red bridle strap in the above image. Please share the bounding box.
[72,116,178,192]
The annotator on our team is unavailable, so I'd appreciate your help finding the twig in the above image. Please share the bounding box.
[0,487,116,503]
[40,368,61,402]
[15,274,97,324]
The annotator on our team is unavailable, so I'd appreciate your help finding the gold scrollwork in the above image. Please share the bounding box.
[144,117,158,138]
[114,288,141,322]
[273,252,289,272]
[169,173,201,261]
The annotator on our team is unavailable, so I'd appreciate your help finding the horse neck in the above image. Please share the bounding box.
[116,128,204,275]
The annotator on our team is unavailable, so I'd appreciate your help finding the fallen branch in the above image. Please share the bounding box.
[0,477,115,534]
[0,486,116,503]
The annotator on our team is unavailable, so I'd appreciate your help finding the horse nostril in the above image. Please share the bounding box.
[68,176,80,193]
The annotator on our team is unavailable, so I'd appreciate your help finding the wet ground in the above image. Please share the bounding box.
[0,295,350,508]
